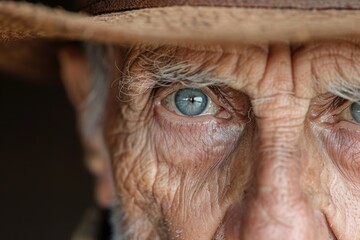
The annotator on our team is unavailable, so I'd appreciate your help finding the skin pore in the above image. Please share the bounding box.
[61,40,360,240]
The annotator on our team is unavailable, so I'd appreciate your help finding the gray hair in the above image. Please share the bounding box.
[82,42,113,139]
[83,42,130,240]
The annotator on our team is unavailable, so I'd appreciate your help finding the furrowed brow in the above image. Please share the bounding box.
[120,46,231,94]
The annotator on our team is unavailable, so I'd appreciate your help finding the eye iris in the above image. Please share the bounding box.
[350,102,360,123]
[174,88,208,116]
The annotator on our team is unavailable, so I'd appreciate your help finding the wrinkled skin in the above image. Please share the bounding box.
[61,40,360,240]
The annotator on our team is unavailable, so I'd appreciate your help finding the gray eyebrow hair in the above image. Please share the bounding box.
[310,38,360,103]
[313,71,360,103]
[327,73,360,103]
[116,46,233,98]
[122,44,360,104]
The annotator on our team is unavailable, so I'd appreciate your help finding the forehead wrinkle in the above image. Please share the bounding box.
[305,40,360,102]
[122,45,237,90]
[313,64,360,103]
[121,43,269,94]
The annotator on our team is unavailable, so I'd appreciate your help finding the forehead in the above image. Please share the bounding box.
[114,39,360,101]
[125,39,360,57]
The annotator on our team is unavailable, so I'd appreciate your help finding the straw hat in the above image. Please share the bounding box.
[1,0,360,81]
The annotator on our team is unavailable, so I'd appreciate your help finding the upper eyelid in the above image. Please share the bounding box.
[335,100,353,115]
[321,98,358,122]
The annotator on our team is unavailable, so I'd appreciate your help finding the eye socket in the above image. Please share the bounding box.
[350,102,360,123]
[161,88,220,117]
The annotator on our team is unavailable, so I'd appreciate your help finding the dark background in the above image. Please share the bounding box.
[1,1,94,239]
[0,73,93,239]
[0,74,92,240]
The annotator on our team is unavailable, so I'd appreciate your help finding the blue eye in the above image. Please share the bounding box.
[174,88,209,116]
[351,102,360,123]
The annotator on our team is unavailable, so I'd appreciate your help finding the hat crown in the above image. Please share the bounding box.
[81,0,360,15]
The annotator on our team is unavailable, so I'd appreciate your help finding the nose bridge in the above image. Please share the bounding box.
[252,95,309,200]
[250,43,310,200]
[239,44,318,239]
[240,96,313,239]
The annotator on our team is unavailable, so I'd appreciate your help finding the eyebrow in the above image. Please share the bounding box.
[311,59,360,103]
[306,39,360,102]
[120,46,232,94]
[324,75,360,103]
[122,43,360,103]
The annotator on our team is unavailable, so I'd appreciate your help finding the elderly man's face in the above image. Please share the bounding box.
[61,40,360,240]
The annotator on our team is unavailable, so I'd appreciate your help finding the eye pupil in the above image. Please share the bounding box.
[350,102,360,123]
[175,88,208,116]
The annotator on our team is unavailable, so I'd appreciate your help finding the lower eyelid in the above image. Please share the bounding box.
[334,121,360,133]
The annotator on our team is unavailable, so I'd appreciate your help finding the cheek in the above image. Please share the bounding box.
[103,96,161,220]
[148,113,244,205]
[111,130,158,205]
[146,114,254,237]
[320,127,360,184]
[152,113,243,171]
[150,111,253,209]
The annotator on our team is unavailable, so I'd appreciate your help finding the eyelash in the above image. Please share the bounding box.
[320,96,360,128]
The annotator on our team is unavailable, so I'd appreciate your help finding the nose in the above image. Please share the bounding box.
[240,95,322,240]
[236,44,328,240]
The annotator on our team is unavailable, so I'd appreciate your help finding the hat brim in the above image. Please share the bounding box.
[1,2,360,81]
